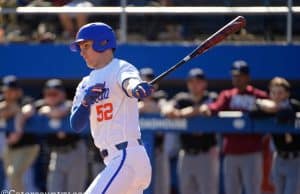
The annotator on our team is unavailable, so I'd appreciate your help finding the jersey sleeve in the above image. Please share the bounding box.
[71,77,87,113]
[254,88,268,99]
[116,62,141,87]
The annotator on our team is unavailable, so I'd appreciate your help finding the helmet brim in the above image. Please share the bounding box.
[69,39,86,52]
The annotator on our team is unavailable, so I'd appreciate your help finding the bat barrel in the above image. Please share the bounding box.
[190,16,246,58]
[150,16,247,85]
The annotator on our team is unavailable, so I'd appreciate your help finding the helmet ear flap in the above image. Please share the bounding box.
[92,39,110,52]
[100,40,109,46]
[92,42,98,52]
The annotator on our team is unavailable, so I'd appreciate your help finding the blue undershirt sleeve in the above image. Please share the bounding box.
[69,104,90,132]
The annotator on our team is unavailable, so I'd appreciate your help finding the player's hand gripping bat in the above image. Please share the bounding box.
[150,16,246,85]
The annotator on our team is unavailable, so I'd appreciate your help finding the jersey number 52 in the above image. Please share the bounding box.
[96,103,113,122]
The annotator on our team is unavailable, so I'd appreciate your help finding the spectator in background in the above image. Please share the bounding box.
[256,77,300,194]
[0,0,26,42]
[164,68,219,194]
[139,68,161,113]
[199,60,268,194]
[52,0,93,39]
[86,135,105,184]
[1,75,40,191]
[139,67,170,194]
[36,79,87,192]
[0,126,5,191]
[0,83,7,191]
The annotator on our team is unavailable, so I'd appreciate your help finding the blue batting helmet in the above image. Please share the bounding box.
[70,22,117,52]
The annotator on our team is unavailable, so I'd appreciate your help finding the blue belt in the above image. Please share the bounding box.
[100,139,143,159]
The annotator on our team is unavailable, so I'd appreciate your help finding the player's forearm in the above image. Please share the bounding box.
[70,104,90,132]
[199,104,212,116]
[122,78,154,99]
[206,92,228,114]
[122,78,141,97]
[180,106,200,117]
[256,99,278,113]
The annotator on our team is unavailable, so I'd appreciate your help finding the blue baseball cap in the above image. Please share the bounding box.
[231,60,249,75]
[44,79,65,91]
[1,75,20,90]
[187,68,205,80]
[140,67,155,80]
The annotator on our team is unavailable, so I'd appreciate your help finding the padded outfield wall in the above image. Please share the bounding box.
[0,44,299,80]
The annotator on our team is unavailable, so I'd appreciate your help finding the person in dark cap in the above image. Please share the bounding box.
[140,67,155,81]
[230,60,251,93]
[34,79,87,193]
[0,76,19,190]
[163,68,219,194]
[44,79,65,91]
[0,76,16,190]
[1,75,39,192]
[138,68,170,194]
[199,60,268,194]
[187,67,205,79]
[2,76,20,89]
[231,60,249,74]
[138,67,160,113]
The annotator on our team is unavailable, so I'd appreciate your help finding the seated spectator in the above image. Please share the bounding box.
[52,0,94,39]
[1,75,39,191]
[0,0,57,43]
[0,0,28,42]
[256,77,300,194]
[36,79,87,192]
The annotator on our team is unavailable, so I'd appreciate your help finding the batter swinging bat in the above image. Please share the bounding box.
[149,16,246,85]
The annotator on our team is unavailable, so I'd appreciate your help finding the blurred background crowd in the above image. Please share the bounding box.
[0,0,300,43]
[1,1,300,194]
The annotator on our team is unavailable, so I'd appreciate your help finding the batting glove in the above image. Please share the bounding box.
[132,82,154,99]
[82,83,105,107]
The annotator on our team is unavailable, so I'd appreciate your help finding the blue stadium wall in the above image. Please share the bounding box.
[0,44,299,80]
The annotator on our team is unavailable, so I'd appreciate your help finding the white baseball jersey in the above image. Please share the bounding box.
[71,58,142,149]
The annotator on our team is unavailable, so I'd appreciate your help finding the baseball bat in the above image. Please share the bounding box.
[149,16,246,85]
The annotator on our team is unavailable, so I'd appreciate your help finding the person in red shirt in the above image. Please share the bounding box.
[200,60,268,194]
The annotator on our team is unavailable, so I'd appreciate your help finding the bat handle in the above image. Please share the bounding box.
[149,59,187,85]
[149,75,161,85]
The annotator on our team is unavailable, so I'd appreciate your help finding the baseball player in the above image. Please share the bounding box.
[199,61,268,194]
[69,22,153,194]
[256,77,300,194]
[138,68,170,194]
[164,68,219,194]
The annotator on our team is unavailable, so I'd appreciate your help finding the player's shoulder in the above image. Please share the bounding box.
[247,85,268,97]
[77,75,90,89]
[114,58,136,69]
[80,75,89,84]
[113,58,139,77]
[220,88,236,96]
[81,75,89,81]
